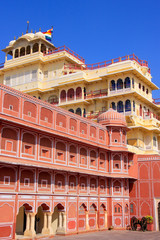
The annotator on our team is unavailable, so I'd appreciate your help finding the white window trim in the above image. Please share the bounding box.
[4,176,10,185]
[24,178,30,187]
[57,180,62,189]
[41,179,48,188]
[5,140,13,152]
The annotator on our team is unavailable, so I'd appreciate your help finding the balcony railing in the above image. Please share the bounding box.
[86,111,106,120]
[85,89,108,99]
[64,53,150,73]
[0,63,4,69]
[44,46,85,63]
[153,98,160,105]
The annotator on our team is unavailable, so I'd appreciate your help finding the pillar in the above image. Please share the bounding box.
[42,212,47,234]
[42,211,53,235]
[104,210,108,228]
[24,212,36,237]
[86,211,89,230]
[57,211,66,234]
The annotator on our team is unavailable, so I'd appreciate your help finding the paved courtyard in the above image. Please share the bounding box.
[49,230,160,240]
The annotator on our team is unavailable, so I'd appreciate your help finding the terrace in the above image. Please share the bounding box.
[64,53,150,73]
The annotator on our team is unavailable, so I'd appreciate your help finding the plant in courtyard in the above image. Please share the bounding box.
[145,215,153,224]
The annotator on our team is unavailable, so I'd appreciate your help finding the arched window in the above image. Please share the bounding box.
[140,104,142,116]
[153,136,157,147]
[26,46,31,55]
[111,102,116,110]
[139,83,141,89]
[146,89,148,94]
[84,87,86,99]
[83,108,86,117]
[67,88,74,101]
[110,80,116,91]
[76,87,82,99]
[15,49,19,58]
[20,47,25,57]
[143,86,145,92]
[133,101,135,112]
[117,79,123,90]
[76,108,82,116]
[33,43,39,53]
[117,101,123,113]
[48,95,58,104]
[41,44,46,53]
[132,78,134,88]
[69,109,74,113]
[124,77,130,88]
[125,99,131,112]
[60,90,66,102]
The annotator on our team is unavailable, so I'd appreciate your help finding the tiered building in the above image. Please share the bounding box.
[0,31,160,239]
[0,84,135,239]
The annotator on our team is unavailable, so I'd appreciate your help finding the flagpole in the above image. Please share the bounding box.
[51,26,53,44]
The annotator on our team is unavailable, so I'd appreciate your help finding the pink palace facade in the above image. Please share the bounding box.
[0,84,137,239]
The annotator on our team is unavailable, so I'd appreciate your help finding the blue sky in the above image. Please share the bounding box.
[0,0,160,98]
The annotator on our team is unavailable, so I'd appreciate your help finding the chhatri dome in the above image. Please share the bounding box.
[97,108,127,127]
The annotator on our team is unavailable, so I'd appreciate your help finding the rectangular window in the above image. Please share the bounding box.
[6,141,13,151]
[57,152,64,160]
[41,179,47,188]
[4,176,10,185]
[80,157,86,165]
[114,163,120,169]
[81,183,85,190]
[31,70,37,81]
[24,145,32,154]
[71,126,74,131]
[42,149,50,158]
[115,186,120,192]
[70,155,75,162]
[9,105,13,110]
[91,184,95,191]
[91,159,96,166]
[70,182,74,189]
[57,181,62,189]
[24,178,30,187]
[130,204,133,213]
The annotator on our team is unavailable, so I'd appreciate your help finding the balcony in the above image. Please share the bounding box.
[64,53,150,73]
[86,111,106,120]
[109,87,131,96]
[44,45,85,63]
[85,89,108,100]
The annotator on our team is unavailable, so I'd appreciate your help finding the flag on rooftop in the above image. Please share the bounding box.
[42,27,53,42]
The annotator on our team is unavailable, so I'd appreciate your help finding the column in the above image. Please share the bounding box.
[104,210,108,228]
[24,212,36,237]
[57,211,66,234]
[62,212,66,233]
[86,211,89,230]
[47,212,53,234]
[24,211,30,234]
[42,212,47,234]
[30,212,36,236]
